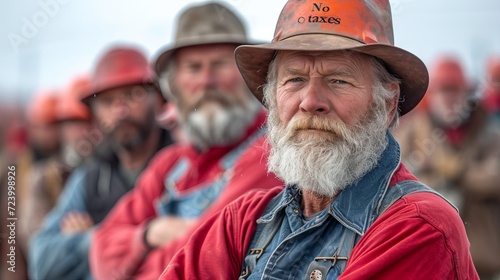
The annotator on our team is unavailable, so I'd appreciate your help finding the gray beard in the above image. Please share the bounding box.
[182,100,261,150]
[267,99,390,198]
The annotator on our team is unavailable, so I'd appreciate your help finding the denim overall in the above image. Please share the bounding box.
[156,128,266,218]
[240,133,456,280]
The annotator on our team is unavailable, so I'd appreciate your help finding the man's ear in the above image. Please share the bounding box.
[156,102,178,130]
[386,83,400,127]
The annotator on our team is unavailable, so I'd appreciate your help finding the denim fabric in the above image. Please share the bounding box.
[28,168,94,280]
[245,132,405,280]
[156,128,265,218]
[157,159,233,218]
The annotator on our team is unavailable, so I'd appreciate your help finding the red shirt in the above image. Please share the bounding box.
[160,164,479,279]
[89,111,284,280]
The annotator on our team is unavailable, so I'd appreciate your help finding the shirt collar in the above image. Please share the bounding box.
[330,132,401,235]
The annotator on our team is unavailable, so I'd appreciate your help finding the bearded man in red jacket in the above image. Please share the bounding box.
[160,0,479,279]
[89,2,283,280]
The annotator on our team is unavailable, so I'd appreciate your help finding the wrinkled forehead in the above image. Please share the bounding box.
[274,50,376,77]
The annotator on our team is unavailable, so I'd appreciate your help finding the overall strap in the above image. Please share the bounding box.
[305,227,355,280]
[239,194,284,280]
[377,180,458,216]
[156,157,190,214]
[220,127,266,170]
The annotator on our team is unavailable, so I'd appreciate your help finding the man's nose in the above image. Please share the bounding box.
[110,97,130,120]
[199,66,217,90]
[299,80,332,114]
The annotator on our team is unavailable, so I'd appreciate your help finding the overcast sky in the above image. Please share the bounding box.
[1,0,499,106]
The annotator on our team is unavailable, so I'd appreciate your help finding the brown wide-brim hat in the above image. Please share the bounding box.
[154,2,250,75]
[235,0,429,116]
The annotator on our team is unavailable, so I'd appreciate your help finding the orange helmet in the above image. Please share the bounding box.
[58,76,92,122]
[415,56,467,112]
[82,45,156,102]
[27,90,59,126]
[235,0,428,116]
[429,56,468,91]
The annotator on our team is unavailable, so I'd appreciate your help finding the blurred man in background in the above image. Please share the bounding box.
[29,45,174,280]
[19,76,94,246]
[90,3,283,279]
[1,91,60,280]
[396,56,500,279]
[396,56,483,207]
[24,92,62,164]
[482,56,500,116]
[460,56,500,280]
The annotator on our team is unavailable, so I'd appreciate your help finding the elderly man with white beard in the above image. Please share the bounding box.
[160,0,479,279]
[89,3,283,280]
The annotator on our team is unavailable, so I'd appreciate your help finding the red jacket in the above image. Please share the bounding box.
[89,111,284,280]
[160,164,478,279]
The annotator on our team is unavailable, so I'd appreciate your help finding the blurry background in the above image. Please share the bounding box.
[0,1,499,278]
[0,0,499,107]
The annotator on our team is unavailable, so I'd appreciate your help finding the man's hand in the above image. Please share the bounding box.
[60,211,94,234]
[145,216,196,248]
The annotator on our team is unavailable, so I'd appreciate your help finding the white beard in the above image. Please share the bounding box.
[180,88,262,150]
[267,89,390,198]
[186,101,258,149]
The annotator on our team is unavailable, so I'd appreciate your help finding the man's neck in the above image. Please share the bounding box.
[117,128,161,172]
[301,190,336,217]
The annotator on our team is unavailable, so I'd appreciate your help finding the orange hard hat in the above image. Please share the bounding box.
[235,0,428,116]
[429,56,468,91]
[82,45,156,102]
[415,56,467,112]
[26,90,59,126]
[58,76,91,122]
